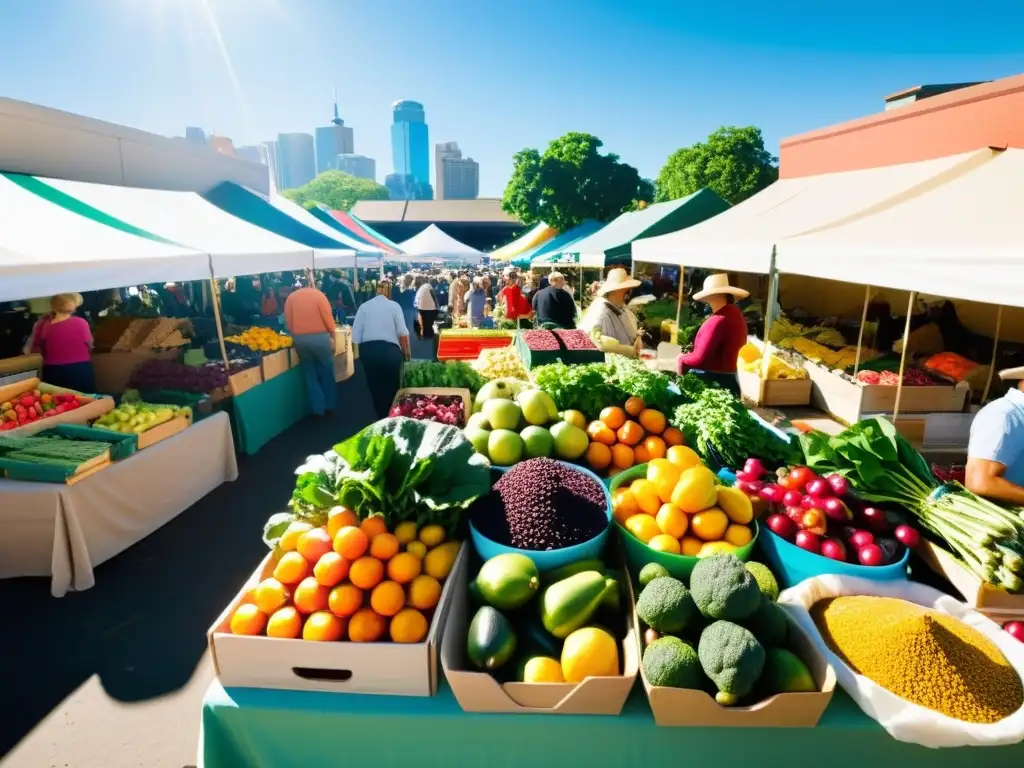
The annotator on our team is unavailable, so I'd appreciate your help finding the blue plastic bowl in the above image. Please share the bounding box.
[469,461,612,573]
[758,527,910,589]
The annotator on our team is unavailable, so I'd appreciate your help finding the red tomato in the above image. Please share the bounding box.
[787,466,814,490]
[777,475,799,490]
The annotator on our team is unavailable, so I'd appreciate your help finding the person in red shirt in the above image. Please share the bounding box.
[497,272,532,321]
[676,274,749,395]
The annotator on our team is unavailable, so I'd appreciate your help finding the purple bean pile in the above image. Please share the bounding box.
[522,330,560,351]
[554,329,598,350]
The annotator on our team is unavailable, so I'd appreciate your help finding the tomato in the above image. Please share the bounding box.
[787,466,815,490]
[777,475,799,490]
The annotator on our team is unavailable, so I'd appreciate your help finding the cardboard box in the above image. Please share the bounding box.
[737,369,813,407]
[917,539,1024,621]
[208,545,465,696]
[0,354,42,377]
[442,549,640,715]
[228,365,262,397]
[91,349,183,394]
[261,350,290,381]
[112,318,161,351]
[0,377,115,436]
[288,349,300,368]
[136,413,192,450]
[391,387,472,427]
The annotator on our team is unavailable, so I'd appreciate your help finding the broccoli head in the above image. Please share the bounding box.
[698,620,765,706]
[642,636,703,689]
[689,554,761,621]
[636,576,697,634]
[741,595,789,648]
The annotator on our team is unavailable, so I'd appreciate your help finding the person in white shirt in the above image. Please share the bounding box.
[413,275,439,340]
[351,284,412,418]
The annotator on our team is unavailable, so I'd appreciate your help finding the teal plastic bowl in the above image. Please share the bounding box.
[609,463,759,580]
[469,462,612,573]
[757,527,910,589]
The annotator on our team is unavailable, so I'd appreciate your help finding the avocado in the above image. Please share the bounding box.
[476,554,540,611]
[744,562,780,602]
[636,577,697,634]
[642,636,703,689]
[639,562,671,587]
[741,595,788,648]
[761,648,816,694]
[467,606,517,670]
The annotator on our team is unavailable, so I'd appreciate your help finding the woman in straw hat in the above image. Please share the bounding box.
[579,267,642,349]
[676,273,749,394]
[27,293,96,392]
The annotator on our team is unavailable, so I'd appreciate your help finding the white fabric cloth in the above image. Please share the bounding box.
[414,283,437,311]
[579,297,638,346]
[351,295,409,346]
[0,412,238,596]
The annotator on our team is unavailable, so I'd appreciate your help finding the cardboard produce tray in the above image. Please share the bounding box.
[0,377,114,437]
[738,369,813,407]
[917,538,1024,621]
[261,350,290,381]
[209,544,466,696]
[442,546,640,715]
[391,387,472,427]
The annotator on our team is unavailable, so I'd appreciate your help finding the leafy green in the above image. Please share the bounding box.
[605,355,684,413]
[400,360,487,395]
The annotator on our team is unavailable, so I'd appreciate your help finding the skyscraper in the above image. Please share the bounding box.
[236,145,262,163]
[336,154,376,181]
[434,141,479,200]
[277,133,315,189]
[259,141,281,188]
[315,96,354,175]
[185,126,207,146]
[390,100,430,198]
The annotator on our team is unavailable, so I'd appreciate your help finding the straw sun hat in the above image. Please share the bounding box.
[692,273,749,301]
[596,267,642,296]
[998,366,1024,381]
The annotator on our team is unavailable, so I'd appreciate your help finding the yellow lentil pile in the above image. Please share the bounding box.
[812,596,1023,724]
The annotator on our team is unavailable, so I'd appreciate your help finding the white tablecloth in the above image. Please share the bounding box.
[0,411,238,596]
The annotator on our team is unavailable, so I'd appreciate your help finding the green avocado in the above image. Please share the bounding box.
[761,648,816,695]
[467,606,517,671]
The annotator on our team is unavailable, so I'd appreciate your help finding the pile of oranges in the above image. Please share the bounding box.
[583,397,684,476]
[229,508,460,643]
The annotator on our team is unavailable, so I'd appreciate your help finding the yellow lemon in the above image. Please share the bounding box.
[723,523,753,547]
[624,514,660,543]
[424,541,460,581]
[521,656,565,683]
[394,521,418,545]
[691,508,729,541]
[655,503,688,539]
[406,541,428,559]
[561,627,619,683]
[418,524,446,548]
[680,536,704,556]
[648,534,681,554]
[698,541,740,558]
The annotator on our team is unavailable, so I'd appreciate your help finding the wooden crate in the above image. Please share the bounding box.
[228,365,262,397]
[136,413,192,450]
[737,369,813,407]
[261,350,290,381]
[391,387,472,427]
[0,378,115,436]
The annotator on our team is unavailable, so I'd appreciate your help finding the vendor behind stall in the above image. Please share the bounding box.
[579,268,641,352]
[675,274,749,395]
[966,366,1024,505]
[28,293,95,392]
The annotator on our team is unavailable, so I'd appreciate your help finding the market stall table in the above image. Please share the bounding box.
[199,679,1024,767]
[0,411,238,596]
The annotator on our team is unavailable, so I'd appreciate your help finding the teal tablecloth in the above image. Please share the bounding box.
[230,367,309,455]
[199,679,1024,767]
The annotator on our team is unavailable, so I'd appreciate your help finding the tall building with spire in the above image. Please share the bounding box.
[389,100,430,199]
[315,91,355,176]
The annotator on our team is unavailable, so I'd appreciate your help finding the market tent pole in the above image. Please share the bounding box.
[981,304,1004,404]
[892,291,918,423]
[674,267,685,342]
[853,284,872,376]
[758,249,779,396]
[208,277,232,374]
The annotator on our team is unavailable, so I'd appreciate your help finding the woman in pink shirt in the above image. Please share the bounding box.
[30,293,96,392]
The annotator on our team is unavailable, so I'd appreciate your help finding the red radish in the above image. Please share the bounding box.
[849,530,875,549]
[1004,622,1024,643]
[806,477,831,499]
[777,474,799,490]
[767,514,797,541]
[759,485,784,504]
[822,496,851,523]
[821,538,847,562]
[785,506,804,524]
[795,530,821,554]
[801,494,819,510]
[802,508,824,528]
[826,474,849,497]
[894,525,920,548]
[743,458,766,478]
[788,466,814,490]
[734,470,757,484]
[860,507,889,533]
[746,480,765,493]
[782,490,803,508]
[858,544,885,566]
[734,480,756,494]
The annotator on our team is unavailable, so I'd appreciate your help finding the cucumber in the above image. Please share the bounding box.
[541,558,607,586]
[467,606,517,671]
[540,571,617,639]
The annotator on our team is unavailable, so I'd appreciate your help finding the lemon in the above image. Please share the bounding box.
[423,541,459,580]
[418,524,446,548]
[723,523,753,547]
[394,521,418,545]
[406,541,428,559]
[522,656,565,683]
[697,540,739,558]
[560,627,619,683]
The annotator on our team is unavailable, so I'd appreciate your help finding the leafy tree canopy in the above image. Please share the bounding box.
[282,170,390,211]
[655,126,779,205]
[502,132,653,230]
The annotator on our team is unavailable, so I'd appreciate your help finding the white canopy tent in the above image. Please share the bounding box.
[776,148,1024,309]
[0,173,209,302]
[42,177,315,278]
[268,192,370,268]
[632,150,992,275]
[397,224,485,264]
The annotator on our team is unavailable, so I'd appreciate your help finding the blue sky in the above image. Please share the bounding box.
[2,0,1022,196]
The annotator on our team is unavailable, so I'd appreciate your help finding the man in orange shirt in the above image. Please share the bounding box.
[284,284,338,417]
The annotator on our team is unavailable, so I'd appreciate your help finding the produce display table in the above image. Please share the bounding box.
[230,368,309,455]
[199,679,1024,767]
[0,412,238,596]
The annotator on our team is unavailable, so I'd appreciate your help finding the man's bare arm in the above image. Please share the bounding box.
[965,457,1024,505]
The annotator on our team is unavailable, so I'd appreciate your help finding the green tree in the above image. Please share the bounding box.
[655,126,778,205]
[282,170,390,211]
[501,132,653,230]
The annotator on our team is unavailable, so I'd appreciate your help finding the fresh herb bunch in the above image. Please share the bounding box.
[530,361,622,420]
[400,360,487,395]
[605,354,683,413]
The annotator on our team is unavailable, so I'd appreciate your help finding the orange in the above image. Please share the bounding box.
[611,487,641,524]
[723,523,754,547]
[313,551,349,587]
[610,443,635,470]
[369,533,400,561]
[599,406,627,430]
[293,576,330,614]
[266,606,303,639]
[278,521,313,552]
[638,409,667,435]
[648,534,681,554]
[691,508,729,541]
[643,435,667,460]
[390,608,429,643]
[617,420,644,446]
[252,577,289,614]
[370,580,406,617]
[348,607,387,642]
[662,427,685,447]
[296,527,334,564]
[327,506,358,539]
[656,502,688,539]
[633,444,651,464]
[360,516,389,539]
[586,442,612,471]
[629,479,661,516]
[407,574,442,611]
[303,610,345,641]
[624,514,660,543]
[273,551,309,585]
[666,444,701,471]
[349,556,385,590]
[680,535,704,556]
[333,526,369,560]
[624,396,646,417]
[328,583,363,617]
[394,521,419,545]
[586,420,617,446]
[387,552,423,584]
[647,458,682,502]
[230,603,267,635]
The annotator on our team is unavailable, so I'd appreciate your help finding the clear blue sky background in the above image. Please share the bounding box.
[2,0,1022,196]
